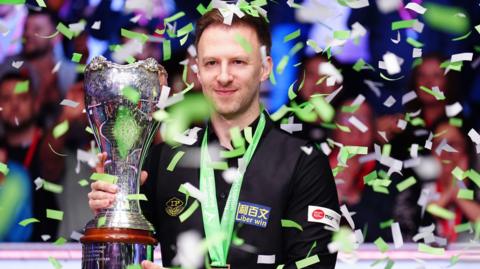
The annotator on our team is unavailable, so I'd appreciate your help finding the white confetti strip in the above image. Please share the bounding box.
[383,95,396,107]
[172,231,204,269]
[187,45,197,57]
[181,182,206,203]
[60,99,79,108]
[391,222,403,248]
[300,146,313,155]
[383,52,401,75]
[325,86,343,103]
[391,30,401,44]
[319,62,343,84]
[410,144,419,158]
[402,91,417,104]
[468,129,480,145]
[11,61,24,69]
[348,116,368,133]
[412,48,422,58]
[351,94,366,107]
[445,102,462,117]
[351,22,367,38]
[397,119,407,130]
[412,20,425,33]
[451,52,473,63]
[222,167,241,184]
[340,204,355,229]
[344,0,369,9]
[91,21,101,30]
[34,177,44,190]
[405,2,427,14]
[70,230,83,241]
[364,80,382,97]
[41,234,51,241]
[320,142,332,156]
[52,61,61,74]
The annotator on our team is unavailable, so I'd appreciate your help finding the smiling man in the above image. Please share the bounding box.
[88,7,339,269]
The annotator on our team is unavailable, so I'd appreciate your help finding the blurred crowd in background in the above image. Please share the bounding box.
[1,0,480,250]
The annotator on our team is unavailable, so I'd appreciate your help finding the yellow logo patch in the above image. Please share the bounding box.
[165,197,185,217]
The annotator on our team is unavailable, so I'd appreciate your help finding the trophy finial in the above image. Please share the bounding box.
[86,55,108,71]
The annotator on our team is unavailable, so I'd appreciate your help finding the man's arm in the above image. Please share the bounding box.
[282,145,340,269]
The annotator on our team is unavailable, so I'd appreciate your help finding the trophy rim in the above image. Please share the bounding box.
[85,55,167,75]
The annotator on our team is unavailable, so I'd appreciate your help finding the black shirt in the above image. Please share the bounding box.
[141,113,339,268]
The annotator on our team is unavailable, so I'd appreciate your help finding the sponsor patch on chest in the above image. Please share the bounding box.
[235,201,271,228]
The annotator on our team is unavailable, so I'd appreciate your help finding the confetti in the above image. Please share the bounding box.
[90,173,118,184]
[78,179,89,187]
[53,237,67,246]
[127,194,148,201]
[121,86,141,104]
[18,218,40,227]
[164,11,186,25]
[283,29,301,43]
[391,222,403,248]
[426,204,454,220]
[343,0,369,9]
[234,33,253,54]
[11,61,23,69]
[383,96,396,107]
[418,243,444,255]
[396,176,416,192]
[71,53,82,63]
[179,200,199,222]
[56,22,73,39]
[91,21,101,30]
[451,52,473,63]
[333,30,350,40]
[374,237,389,253]
[97,216,106,227]
[53,120,69,138]
[423,3,470,34]
[60,99,79,108]
[281,219,303,231]
[121,28,148,44]
[295,255,319,269]
[14,80,29,94]
[457,189,474,200]
[163,39,171,61]
[405,2,427,14]
[177,23,194,37]
[43,180,63,194]
[48,257,62,269]
[348,116,368,133]
[0,162,9,176]
[167,151,185,171]
[46,209,64,221]
[392,19,417,30]
[445,102,463,117]
[419,86,445,100]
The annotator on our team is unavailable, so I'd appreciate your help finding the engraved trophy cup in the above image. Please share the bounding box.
[81,56,167,268]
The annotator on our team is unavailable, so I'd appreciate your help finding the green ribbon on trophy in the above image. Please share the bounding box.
[200,113,266,267]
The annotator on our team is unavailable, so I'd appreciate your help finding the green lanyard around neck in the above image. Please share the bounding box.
[200,113,266,267]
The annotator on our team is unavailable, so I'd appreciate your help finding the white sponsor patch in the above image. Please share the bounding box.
[257,254,275,264]
[307,205,340,230]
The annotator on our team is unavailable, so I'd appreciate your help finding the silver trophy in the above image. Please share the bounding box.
[81,56,167,268]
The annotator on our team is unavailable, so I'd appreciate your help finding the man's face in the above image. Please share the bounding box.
[0,79,35,130]
[196,24,272,118]
[22,14,55,59]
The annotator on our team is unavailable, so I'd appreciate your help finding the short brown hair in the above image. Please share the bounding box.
[194,8,271,56]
